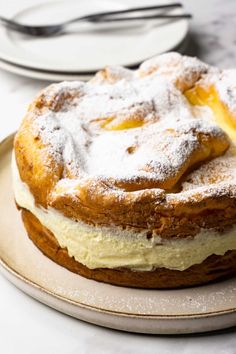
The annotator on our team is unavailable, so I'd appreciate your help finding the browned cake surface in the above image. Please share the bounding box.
[20,207,236,289]
[14,53,236,238]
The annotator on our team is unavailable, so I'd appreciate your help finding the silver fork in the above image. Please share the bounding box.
[0,3,191,37]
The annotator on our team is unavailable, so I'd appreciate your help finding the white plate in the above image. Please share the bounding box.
[0,134,236,334]
[0,36,189,82]
[0,0,189,73]
[0,58,93,81]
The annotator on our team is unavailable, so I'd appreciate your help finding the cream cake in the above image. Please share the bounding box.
[13,52,236,288]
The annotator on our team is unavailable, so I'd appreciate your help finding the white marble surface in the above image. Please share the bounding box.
[0,0,236,353]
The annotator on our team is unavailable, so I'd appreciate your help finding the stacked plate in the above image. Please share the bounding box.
[0,0,189,81]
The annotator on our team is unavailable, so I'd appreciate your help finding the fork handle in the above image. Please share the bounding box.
[90,14,192,22]
[67,3,183,24]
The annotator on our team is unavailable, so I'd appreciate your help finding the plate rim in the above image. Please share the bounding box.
[0,58,93,81]
[1,252,236,319]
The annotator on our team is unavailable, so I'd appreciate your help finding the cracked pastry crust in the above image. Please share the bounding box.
[13,52,236,287]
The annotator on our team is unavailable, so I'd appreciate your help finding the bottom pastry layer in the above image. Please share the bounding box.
[20,207,236,289]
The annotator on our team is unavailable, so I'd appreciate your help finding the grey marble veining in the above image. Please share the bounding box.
[183,0,236,67]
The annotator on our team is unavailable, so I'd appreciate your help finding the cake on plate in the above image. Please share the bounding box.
[13,52,236,288]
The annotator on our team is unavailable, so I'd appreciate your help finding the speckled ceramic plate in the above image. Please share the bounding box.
[0,134,236,334]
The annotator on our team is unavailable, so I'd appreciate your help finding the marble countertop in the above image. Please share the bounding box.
[0,0,236,353]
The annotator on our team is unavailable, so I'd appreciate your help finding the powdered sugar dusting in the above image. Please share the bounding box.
[216,69,236,113]
[31,53,234,194]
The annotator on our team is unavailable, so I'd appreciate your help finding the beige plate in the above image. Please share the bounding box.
[1,134,236,334]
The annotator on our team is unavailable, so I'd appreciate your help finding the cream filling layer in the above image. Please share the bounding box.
[12,157,236,271]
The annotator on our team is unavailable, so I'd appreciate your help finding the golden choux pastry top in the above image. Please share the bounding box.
[13,52,236,287]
